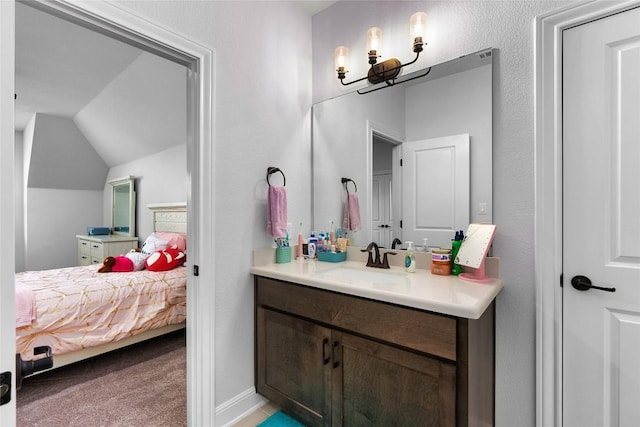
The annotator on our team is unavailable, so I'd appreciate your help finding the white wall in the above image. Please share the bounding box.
[75,52,187,168]
[312,1,575,426]
[105,144,187,242]
[25,188,103,270]
[113,1,313,415]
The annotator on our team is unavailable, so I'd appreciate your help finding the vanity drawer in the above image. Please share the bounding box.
[256,277,457,361]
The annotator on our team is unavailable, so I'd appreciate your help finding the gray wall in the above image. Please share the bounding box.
[21,114,107,270]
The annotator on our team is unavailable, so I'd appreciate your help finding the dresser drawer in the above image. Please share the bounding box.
[89,241,104,259]
[78,239,91,256]
[76,235,138,267]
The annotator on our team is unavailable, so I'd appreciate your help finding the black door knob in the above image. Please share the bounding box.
[571,275,616,292]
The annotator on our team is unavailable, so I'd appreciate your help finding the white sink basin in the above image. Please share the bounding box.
[312,266,410,291]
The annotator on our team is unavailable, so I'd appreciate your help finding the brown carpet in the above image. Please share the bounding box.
[17,330,186,427]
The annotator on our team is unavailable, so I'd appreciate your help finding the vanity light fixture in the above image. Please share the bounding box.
[335,12,430,92]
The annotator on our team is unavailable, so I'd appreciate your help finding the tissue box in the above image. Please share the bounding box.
[86,227,110,236]
[317,251,347,263]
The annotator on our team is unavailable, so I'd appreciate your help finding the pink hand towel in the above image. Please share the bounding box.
[267,185,288,238]
[16,281,36,327]
[342,192,362,232]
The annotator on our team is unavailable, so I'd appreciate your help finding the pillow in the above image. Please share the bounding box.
[154,232,187,252]
[142,233,169,254]
[145,248,186,271]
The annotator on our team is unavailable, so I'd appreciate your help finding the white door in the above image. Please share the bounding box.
[563,7,640,427]
[372,173,392,248]
[402,134,469,248]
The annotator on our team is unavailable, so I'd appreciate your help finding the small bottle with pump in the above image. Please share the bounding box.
[308,231,318,258]
[405,241,416,273]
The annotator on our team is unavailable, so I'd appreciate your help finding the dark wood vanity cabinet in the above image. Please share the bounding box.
[255,276,495,427]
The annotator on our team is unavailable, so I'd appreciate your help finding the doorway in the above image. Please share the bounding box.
[0,1,215,425]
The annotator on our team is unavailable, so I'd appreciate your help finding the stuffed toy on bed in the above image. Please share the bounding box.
[98,249,149,273]
[145,247,186,271]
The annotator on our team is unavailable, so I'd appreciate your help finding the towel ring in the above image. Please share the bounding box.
[267,167,286,186]
[341,177,357,192]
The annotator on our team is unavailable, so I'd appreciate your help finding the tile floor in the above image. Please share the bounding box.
[232,402,280,427]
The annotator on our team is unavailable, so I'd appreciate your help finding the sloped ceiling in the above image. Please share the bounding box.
[15,2,187,168]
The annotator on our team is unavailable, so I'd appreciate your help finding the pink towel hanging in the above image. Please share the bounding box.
[266,167,288,238]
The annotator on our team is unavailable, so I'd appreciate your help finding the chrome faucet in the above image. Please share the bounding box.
[361,242,396,269]
[391,238,402,249]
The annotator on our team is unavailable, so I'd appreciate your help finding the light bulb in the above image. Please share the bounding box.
[366,27,383,55]
[334,46,349,80]
[334,46,349,70]
[410,12,427,46]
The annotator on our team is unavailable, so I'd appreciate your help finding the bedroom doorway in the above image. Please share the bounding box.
[0,1,215,425]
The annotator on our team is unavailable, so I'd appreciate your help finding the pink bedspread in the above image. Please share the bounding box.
[15,281,36,327]
[16,264,186,359]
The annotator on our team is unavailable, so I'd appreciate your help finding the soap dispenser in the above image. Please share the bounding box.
[405,241,416,273]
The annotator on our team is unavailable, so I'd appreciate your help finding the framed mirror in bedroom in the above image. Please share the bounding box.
[109,176,136,237]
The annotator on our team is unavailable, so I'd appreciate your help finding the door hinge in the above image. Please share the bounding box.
[400,158,403,167]
[193,265,199,276]
[560,273,563,287]
[400,220,403,228]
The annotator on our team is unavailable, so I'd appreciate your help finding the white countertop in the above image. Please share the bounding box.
[250,258,503,320]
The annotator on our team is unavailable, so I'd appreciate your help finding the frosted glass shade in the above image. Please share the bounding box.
[366,27,383,54]
[410,12,427,44]
[334,46,349,72]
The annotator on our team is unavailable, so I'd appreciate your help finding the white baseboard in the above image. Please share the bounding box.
[216,387,267,427]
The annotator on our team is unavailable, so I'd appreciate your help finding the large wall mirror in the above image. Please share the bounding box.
[109,176,136,237]
[312,48,493,249]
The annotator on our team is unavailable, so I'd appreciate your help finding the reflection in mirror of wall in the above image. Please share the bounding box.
[110,176,136,237]
[313,48,493,249]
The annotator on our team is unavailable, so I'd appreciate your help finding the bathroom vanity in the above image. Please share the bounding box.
[251,256,502,426]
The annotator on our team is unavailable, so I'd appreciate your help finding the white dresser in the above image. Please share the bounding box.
[76,234,139,266]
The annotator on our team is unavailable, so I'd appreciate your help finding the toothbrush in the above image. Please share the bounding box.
[297,221,303,258]
[329,220,335,244]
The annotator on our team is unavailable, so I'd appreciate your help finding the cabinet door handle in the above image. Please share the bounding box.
[322,338,330,365]
[332,341,340,368]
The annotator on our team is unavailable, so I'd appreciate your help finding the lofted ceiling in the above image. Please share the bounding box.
[15,2,187,168]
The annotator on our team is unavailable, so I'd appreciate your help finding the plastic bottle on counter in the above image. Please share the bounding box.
[404,241,416,273]
[308,231,317,258]
[451,230,463,276]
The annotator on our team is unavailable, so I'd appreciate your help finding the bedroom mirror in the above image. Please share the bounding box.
[110,176,136,237]
[312,48,493,249]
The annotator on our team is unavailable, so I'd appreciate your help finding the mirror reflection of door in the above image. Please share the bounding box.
[372,133,401,248]
[402,134,470,249]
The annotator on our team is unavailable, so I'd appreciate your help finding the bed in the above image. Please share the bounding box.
[15,203,187,372]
